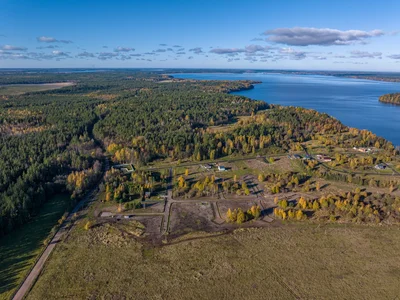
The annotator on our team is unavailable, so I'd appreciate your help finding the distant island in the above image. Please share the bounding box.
[379,93,400,104]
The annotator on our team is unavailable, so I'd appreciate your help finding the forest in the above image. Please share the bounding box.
[0,70,397,236]
[0,71,264,236]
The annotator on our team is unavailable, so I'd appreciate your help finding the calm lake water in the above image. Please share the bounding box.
[173,73,400,146]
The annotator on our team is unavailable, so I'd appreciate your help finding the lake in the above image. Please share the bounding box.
[172,73,400,146]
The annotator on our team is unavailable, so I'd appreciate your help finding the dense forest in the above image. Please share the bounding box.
[0,70,396,236]
[379,93,400,104]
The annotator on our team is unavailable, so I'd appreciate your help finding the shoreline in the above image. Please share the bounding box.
[170,73,399,147]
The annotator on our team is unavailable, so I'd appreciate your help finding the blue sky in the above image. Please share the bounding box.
[1,0,400,70]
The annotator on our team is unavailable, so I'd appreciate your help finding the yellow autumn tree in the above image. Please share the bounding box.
[279,199,288,209]
[84,221,92,230]
[298,197,307,209]
[250,205,261,219]
[236,208,245,224]
[178,176,185,188]
[296,210,304,220]
[258,173,265,182]
[227,208,237,222]
[312,200,320,211]
[105,192,111,202]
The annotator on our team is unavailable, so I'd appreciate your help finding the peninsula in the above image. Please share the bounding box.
[379,92,400,104]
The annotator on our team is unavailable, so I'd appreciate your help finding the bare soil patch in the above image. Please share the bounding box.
[169,202,217,235]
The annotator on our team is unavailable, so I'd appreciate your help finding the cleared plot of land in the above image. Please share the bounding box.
[0,194,70,300]
[169,202,216,235]
[27,223,400,300]
[0,82,75,96]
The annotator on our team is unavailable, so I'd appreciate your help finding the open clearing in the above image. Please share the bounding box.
[27,222,400,300]
[0,82,75,96]
[0,194,70,300]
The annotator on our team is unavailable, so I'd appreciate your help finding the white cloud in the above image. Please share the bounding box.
[263,27,384,46]
[37,36,73,43]
[76,51,95,58]
[1,45,27,51]
[189,47,203,54]
[350,50,382,58]
[387,54,400,59]
[210,45,271,56]
[114,46,135,52]
[98,52,119,60]
[278,48,307,60]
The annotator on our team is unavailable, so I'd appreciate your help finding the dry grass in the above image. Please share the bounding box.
[27,222,400,300]
[0,82,75,96]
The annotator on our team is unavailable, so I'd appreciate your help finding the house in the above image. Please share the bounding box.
[375,163,387,170]
[353,147,372,153]
[100,212,113,218]
[201,164,212,170]
[144,191,151,199]
[218,166,226,171]
[112,163,135,174]
[316,154,332,162]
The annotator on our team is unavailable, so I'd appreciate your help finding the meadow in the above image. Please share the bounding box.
[0,82,75,96]
[27,221,400,300]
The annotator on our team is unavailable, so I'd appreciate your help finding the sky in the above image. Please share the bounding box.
[1,0,400,71]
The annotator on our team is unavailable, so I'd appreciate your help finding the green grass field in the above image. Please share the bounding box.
[0,194,71,300]
[27,222,400,300]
